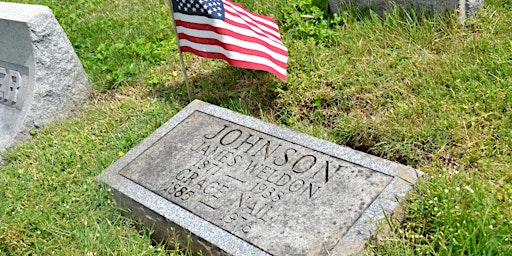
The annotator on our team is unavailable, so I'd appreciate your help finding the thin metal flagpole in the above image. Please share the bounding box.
[167,0,192,102]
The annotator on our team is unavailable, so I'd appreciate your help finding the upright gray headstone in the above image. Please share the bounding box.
[99,100,422,255]
[328,0,484,21]
[0,2,91,151]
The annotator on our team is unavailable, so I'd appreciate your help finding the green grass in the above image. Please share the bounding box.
[1,0,512,255]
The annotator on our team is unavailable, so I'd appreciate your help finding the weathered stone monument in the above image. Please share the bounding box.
[0,2,91,151]
[328,0,484,21]
[99,100,421,255]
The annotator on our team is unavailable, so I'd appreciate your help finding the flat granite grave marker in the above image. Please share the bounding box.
[0,2,91,151]
[99,100,422,255]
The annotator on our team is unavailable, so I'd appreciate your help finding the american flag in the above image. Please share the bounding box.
[171,0,288,80]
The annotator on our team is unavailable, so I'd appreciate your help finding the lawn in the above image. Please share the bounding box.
[1,0,511,255]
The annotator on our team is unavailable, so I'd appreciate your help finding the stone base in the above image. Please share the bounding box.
[99,100,422,255]
[0,2,91,150]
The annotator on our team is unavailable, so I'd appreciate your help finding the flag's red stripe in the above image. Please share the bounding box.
[223,12,282,45]
[223,2,282,42]
[175,19,282,50]
[175,20,288,56]
[223,0,279,30]
[178,33,287,69]
[180,46,286,80]
[223,0,278,25]
[224,9,282,43]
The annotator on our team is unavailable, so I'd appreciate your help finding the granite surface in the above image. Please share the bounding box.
[99,100,422,255]
[0,2,91,150]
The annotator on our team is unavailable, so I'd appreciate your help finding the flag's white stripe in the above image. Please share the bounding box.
[223,2,281,40]
[179,39,287,76]
[224,7,281,41]
[224,8,281,43]
[177,27,288,63]
[222,0,279,30]
[174,13,287,52]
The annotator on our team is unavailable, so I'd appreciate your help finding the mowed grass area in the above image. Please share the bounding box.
[1,0,511,255]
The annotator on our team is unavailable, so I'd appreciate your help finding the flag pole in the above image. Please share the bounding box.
[167,0,192,102]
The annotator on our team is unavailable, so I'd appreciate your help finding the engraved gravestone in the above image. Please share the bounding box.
[328,0,484,21]
[99,100,421,255]
[0,2,91,151]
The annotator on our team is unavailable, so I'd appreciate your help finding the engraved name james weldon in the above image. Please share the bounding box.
[119,110,393,255]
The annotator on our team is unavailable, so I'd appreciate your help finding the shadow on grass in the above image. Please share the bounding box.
[149,61,282,117]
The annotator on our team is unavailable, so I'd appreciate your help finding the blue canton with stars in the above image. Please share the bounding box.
[172,0,225,20]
